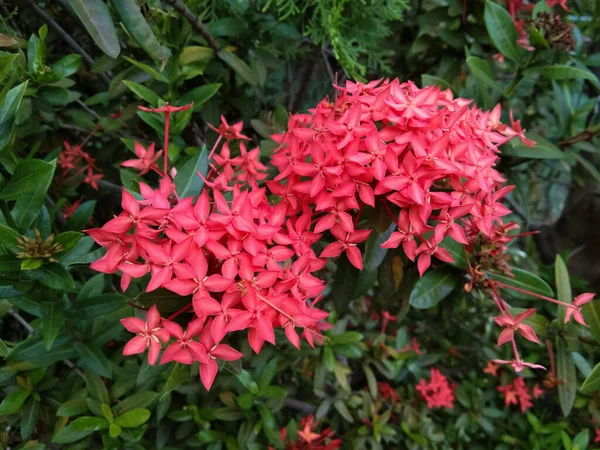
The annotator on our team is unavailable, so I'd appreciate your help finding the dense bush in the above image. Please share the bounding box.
[0,0,599,449]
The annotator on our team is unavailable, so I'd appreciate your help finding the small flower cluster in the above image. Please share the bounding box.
[416,368,455,409]
[276,415,342,450]
[497,377,543,413]
[501,0,569,56]
[271,78,533,275]
[58,133,103,190]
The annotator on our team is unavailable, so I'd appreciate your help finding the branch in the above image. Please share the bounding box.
[23,0,111,86]
[559,124,600,147]
[162,0,220,52]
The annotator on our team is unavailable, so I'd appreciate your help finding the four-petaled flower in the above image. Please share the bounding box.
[494,309,540,346]
[121,305,169,365]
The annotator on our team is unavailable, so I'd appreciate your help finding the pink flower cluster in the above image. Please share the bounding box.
[416,368,455,409]
[58,140,103,190]
[271,78,533,275]
[87,79,534,389]
[497,377,543,413]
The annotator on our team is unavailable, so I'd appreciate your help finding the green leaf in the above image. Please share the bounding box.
[0,338,8,357]
[3,159,56,232]
[20,398,40,439]
[0,255,21,271]
[113,391,159,415]
[8,333,77,366]
[421,74,454,93]
[484,1,526,62]
[57,398,89,417]
[217,50,258,86]
[68,0,120,58]
[438,237,468,269]
[51,54,82,79]
[179,46,214,66]
[67,200,96,231]
[333,399,354,423]
[0,53,17,84]
[160,363,190,400]
[109,423,121,437]
[555,255,572,328]
[410,269,456,309]
[0,81,28,149]
[503,134,564,159]
[52,424,92,444]
[488,268,554,299]
[532,1,551,17]
[69,294,127,318]
[363,364,378,399]
[583,301,600,345]
[75,342,112,378]
[529,26,549,49]
[466,57,501,92]
[71,416,109,432]
[0,388,30,414]
[179,84,221,112]
[580,362,600,393]
[28,263,75,290]
[123,80,162,107]
[55,231,83,254]
[111,0,170,63]
[556,337,576,417]
[364,222,395,271]
[123,56,164,81]
[0,224,20,253]
[41,302,64,350]
[38,86,70,105]
[524,65,600,83]
[85,369,109,404]
[174,146,208,200]
[115,408,151,428]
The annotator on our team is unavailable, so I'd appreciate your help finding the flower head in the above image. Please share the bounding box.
[120,305,170,365]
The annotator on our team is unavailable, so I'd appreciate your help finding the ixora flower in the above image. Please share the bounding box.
[88,78,556,390]
[121,305,170,365]
[416,368,455,409]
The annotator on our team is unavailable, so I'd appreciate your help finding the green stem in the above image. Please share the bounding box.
[0,201,17,230]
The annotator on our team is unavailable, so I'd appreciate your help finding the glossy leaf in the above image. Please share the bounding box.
[113,391,159,415]
[0,81,28,149]
[114,408,151,428]
[217,50,258,86]
[583,301,600,345]
[27,263,75,290]
[581,362,600,393]
[71,416,109,432]
[467,56,501,92]
[556,337,576,417]
[20,398,40,439]
[410,269,456,309]
[68,0,120,58]
[179,84,221,112]
[484,1,526,62]
[0,388,30,414]
[555,255,571,328]
[74,342,112,378]
[41,302,64,350]
[174,145,208,199]
[123,80,162,107]
[160,363,190,400]
[488,268,554,299]
[524,65,600,83]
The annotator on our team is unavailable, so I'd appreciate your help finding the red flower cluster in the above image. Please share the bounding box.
[497,377,543,413]
[58,140,103,190]
[271,78,533,275]
[87,78,535,389]
[277,415,341,450]
[377,382,400,403]
[416,368,455,409]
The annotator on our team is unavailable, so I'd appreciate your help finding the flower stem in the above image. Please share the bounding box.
[163,111,171,175]
[491,280,576,309]
[166,302,194,321]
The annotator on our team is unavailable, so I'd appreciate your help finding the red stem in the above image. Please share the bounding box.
[166,302,194,321]
[491,280,575,309]
[127,302,148,311]
[163,111,171,175]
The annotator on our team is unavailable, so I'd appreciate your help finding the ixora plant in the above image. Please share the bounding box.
[85,78,596,391]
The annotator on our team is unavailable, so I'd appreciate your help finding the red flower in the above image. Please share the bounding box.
[120,305,170,365]
[416,368,455,409]
[565,293,595,326]
[208,115,250,141]
[138,103,192,113]
[121,142,162,175]
[494,309,540,346]
[497,377,533,413]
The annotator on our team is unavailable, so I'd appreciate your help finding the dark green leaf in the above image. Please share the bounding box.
[57,398,89,417]
[113,391,159,415]
[85,369,109,404]
[41,302,64,350]
[51,54,82,79]
[556,337,576,416]
[555,255,572,328]
[20,398,40,439]
[174,146,208,199]
[111,0,170,63]
[580,362,600,393]
[68,0,120,58]
[123,80,162,107]
[28,263,75,290]
[410,269,456,309]
[467,56,501,92]
[0,224,20,253]
[488,268,554,299]
[330,254,360,314]
[484,1,526,62]
[524,65,600,83]
[217,50,258,86]
[438,237,468,269]
[75,342,112,378]
[0,81,28,149]
[52,425,92,444]
[69,294,127,318]
[38,86,70,105]
[421,74,454,93]
[160,363,190,400]
[583,301,600,345]
[364,222,395,271]
[179,84,221,112]
[67,200,96,231]
[54,231,83,254]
